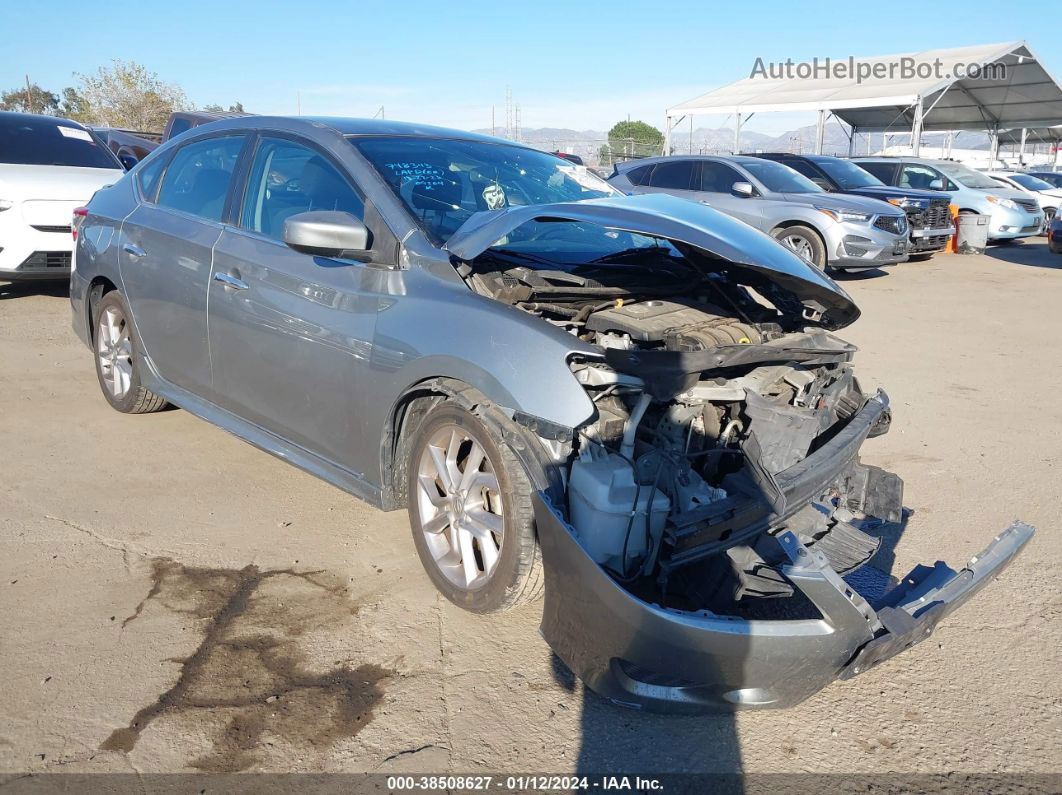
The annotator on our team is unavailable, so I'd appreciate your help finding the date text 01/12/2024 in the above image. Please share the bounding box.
[386,775,664,791]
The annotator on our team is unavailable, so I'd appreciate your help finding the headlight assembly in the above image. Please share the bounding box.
[816,206,872,224]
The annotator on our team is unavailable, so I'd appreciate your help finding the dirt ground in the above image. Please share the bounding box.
[1,240,1060,778]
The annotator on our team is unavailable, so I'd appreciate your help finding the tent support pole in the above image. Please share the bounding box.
[989,127,1000,165]
[815,109,826,155]
[1018,128,1027,165]
[910,97,924,157]
[847,124,857,157]
[734,113,742,154]
[664,115,672,156]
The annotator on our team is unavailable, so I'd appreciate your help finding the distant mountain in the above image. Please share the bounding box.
[468,125,994,162]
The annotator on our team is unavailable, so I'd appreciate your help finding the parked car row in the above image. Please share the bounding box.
[608,155,911,272]
[606,152,1057,269]
[855,157,1045,242]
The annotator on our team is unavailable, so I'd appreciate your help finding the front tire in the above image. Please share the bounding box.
[93,291,167,414]
[771,225,827,269]
[406,402,542,613]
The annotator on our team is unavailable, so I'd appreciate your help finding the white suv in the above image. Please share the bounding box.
[0,112,125,282]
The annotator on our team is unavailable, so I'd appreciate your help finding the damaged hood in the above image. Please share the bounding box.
[443,193,859,329]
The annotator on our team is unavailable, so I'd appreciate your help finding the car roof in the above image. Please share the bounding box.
[617,154,767,168]
[0,111,88,129]
[177,114,519,147]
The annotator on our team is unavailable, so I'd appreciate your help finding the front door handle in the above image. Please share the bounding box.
[123,243,146,258]
[213,272,249,290]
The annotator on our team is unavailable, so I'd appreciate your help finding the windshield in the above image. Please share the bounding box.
[351,136,619,243]
[817,159,883,189]
[0,116,122,169]
[741,160,822,193]
[1009,173,1055,192]
[935,162,999,189]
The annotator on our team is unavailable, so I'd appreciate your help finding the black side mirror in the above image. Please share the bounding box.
[283,211,371,259]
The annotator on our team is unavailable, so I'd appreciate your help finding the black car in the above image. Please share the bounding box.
[750,153,954,258]
[1048,211,1062,254]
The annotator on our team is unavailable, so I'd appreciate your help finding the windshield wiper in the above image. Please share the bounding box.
[487,247,557,266]
[589,246,676,264]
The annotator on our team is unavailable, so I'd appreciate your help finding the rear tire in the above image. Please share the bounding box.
[406,402,542,613]
[771,225,827,269]
[93,291,167,414]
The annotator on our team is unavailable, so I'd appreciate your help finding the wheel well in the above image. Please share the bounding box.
[86,277,118,342]
[771,220,825,239]
[380,377,564,513]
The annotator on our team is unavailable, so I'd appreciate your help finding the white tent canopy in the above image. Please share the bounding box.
[998,125,1062,144]
[666,42,1062,157]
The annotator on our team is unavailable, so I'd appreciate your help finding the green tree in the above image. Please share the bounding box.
[59,86,94,123]
[606,120,664,159]
[202,101,244,113]
[0,83,59,114]
[75,60,190,131]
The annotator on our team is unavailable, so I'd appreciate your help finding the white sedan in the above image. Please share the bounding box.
[0,112,125,282]
[985,171,1062,229]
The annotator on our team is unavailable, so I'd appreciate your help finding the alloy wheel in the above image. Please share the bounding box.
[781,234,815,263]
[97,305,134,399]
[415,424,504,589]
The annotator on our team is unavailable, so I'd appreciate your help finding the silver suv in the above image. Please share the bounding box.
[609,155,909,272]
[854,157,1044,242]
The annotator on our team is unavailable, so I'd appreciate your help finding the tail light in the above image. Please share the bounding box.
[72,207,88,240]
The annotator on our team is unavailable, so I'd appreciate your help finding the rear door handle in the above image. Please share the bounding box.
[123,243,146,258]
[214,272,248,290]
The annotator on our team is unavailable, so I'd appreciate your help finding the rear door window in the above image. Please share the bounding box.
[156,136,245,222]
[625,164,654,185]
[857,161,897,184]
[648,160,695,190]
[136,154,168,202]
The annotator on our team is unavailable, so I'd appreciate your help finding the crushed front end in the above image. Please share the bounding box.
[449,194,1035,711]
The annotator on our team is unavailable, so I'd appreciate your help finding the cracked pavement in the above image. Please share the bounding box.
[1,244,1060,775]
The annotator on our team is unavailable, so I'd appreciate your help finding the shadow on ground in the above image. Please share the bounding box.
[0,280,70,300]
[984,239,1059,269]
[830,267,890,281]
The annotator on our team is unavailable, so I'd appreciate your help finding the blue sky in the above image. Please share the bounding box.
[1,1,1056,135]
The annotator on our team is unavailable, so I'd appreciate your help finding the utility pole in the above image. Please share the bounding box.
[504,86,513,140]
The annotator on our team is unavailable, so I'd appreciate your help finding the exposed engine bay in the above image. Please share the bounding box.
[466,232,904,614]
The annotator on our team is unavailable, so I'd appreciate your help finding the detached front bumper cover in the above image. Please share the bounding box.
[535,493,1034,713]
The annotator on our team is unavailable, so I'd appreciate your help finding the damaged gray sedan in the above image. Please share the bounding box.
[71,117,1033,712]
